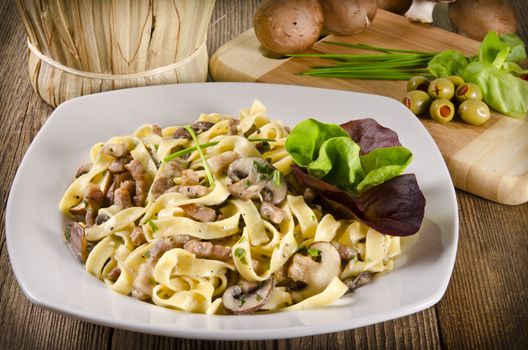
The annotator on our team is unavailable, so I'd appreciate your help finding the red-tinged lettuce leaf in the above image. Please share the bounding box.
[340,118,401,155]
[292,166,425,236]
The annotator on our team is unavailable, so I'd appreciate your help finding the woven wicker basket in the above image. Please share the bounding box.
[17,0,215,107]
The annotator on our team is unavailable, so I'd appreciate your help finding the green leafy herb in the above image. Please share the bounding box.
[147,219,159,232]
[272,169,282,188]
[289,42,436,80]
[256,294,263,302]
[427,50,468,77]
[234,247,248,265]
[64,224,71,242]
[185,125,215,187]
[307,248,320,258]
[149,276,157,285]
[285,119,412,193]
[239,295,247,306]
[144,251,151,258]
[428,31,528,119]
[153,144,159,151]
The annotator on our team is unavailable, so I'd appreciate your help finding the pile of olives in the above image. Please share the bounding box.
[402,75,491,126]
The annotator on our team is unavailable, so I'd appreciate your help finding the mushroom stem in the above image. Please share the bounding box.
[405,0,454,23]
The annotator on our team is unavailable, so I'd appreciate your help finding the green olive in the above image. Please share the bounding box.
[446,75,464,88]
[459,99,491,126]
[455,83,483,103]
[428,78,455,100]
[430,98,455,124]
[407,76,430,92]
[402,90,431,115]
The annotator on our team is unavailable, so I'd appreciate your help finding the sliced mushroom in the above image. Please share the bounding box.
[64,222,88,263]
[330,241,358,261]
[191,121,215,134]
[343,271,372,292]
[222,278,274,314]
[259,202,286,224]
[75,163,92,178]
[69,201,87,216]
[108,155,132,173]
[227,157,287,205]
[288,242,341,302]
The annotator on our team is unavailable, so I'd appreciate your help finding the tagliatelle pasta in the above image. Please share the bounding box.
[60,100,402,315]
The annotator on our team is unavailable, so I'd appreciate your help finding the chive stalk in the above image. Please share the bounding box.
[184,125,215,187]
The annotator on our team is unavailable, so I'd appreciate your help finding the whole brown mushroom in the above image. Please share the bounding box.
[320,0,378,36]
[253,0,324,55]
[448,0,518,41]
[378,0,413,14]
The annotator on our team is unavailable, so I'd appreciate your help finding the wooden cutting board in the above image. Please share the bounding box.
[209,10,528,205]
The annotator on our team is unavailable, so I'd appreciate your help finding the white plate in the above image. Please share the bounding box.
[6,83,458,340]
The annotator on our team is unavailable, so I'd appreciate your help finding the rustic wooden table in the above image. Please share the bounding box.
[1,1,527,349]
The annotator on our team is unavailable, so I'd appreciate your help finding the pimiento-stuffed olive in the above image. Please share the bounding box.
[455,83,483,103]
[403,90,431,115]
[428,78,455,100]
[407,76,430,92]
[446,75,464,88]
[459,99,491,125]
[430,98,455,124]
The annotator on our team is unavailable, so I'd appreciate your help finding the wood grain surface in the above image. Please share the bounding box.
[1,1,527,349]
[210,9,528,205]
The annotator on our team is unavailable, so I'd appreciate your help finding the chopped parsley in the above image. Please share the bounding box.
[153,144,159,151]
[149,276,157,285]
[234,247,248,265]
[256,294,263,302]
[146,219,159,232]
[239,295,247,306]
[144,251,151,258]
[307,248,320,258]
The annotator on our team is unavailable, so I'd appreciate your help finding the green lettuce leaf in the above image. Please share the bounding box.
[285,118,348,167]
[307,137,363,191]
[478,31,527,65]
[428,50,468,77]
[357,146,413,193]
[461,60,528,119]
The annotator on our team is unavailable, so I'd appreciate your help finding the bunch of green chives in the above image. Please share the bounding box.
[288,42,437,80]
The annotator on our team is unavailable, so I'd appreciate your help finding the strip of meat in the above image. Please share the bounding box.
[259,202,286,224]
[207,151,239,175]
[75,163,92,178]
[181,169,200,186]
[178,185,210,198]
[183,240,232,261]
[181,204,217,222]
[125,160,149,206]
[106,172,132,204]
[108,155,132,173]
[130,226,147,247]
[103,143,129,157]
[114,180,135,209]
[83,183,104,226]
[150,160,184,199]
